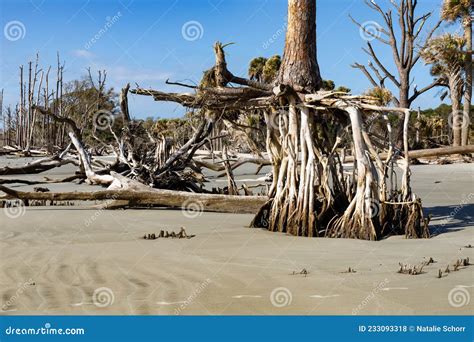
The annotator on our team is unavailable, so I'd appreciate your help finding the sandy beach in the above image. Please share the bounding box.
[1,159,473,315]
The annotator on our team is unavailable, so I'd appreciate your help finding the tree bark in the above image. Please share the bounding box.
[462,18,472,146]
[277,0,322,92]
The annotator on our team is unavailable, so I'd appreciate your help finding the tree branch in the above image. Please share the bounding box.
[351,63,379,88]
[364,42,401,87]
[408,77,443,103]
[32,105,82,139]
[165,79,198,89]
[349,14,390,45]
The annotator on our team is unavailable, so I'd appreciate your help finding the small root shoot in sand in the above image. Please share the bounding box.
[143,227,195,240]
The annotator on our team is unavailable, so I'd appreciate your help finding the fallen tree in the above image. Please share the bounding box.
[343,145,474,163]
[0,145,79,176]
[0,158,78,175]
[0,185,267,214]
[32,101,211,192]
[194,157,271,175]
[0,175,83,185]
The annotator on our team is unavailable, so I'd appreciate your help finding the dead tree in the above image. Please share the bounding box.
[31,101,213,192]
[351,0,442,146]
[130,0,429,240]
[120,83,131,122]
[0,89,3,146]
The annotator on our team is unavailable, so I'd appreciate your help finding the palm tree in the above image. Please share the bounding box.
[248,57,267,82]
[262,55,281,83]
[421,34,466,146]
[248,55,282,84]
[441,0,472,145]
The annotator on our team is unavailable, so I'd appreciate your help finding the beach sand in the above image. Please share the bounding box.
[0,158,473,315]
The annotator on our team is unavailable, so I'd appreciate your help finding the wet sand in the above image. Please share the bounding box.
[0,157,473,315]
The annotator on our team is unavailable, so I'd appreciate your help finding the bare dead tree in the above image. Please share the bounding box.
[18,65,24,148]
[120,83,131,122]
[5,107,13,146]
[351,0,442,146]
[0,89,3,146]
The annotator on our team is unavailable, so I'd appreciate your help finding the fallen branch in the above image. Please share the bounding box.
[0,158,78,175]
[32,105,82,139]
[343,145,474,163]
[195,157,271,175]
[68,131,116,186]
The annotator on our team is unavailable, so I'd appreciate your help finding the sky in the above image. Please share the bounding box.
[0,0,455,120]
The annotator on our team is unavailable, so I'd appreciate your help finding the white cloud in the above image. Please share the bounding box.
[73,49,95,59]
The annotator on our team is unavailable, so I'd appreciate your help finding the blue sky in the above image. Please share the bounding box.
[1,0,453,119]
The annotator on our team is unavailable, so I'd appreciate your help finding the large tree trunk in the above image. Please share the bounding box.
[395,74,411,147]
[277,0,322,91]
[462,18,472,146]
[253,0,325,236]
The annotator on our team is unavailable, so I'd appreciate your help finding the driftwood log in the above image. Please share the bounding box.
[0,158,78,175]
[0,185,267,214]
[343,145,474,163]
